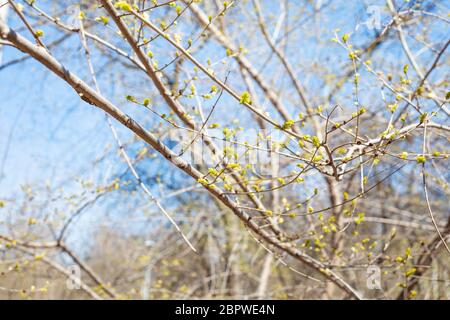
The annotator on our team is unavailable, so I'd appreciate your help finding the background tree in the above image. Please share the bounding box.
[0,0,448,299]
